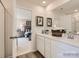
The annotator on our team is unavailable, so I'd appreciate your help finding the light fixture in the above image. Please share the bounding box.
[74,9,78,12]
[42,1,46,4]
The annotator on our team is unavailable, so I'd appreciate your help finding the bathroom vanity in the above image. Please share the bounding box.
[36,33,79,58]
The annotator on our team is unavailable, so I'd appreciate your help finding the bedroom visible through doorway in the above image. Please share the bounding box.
[16,8,32,56]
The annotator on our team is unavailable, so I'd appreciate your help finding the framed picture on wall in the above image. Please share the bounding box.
[47,18,52,27]
[36,16,44,26]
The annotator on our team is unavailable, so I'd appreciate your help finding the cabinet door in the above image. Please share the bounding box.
[45,38,51,58]
[51,41,66,58]
[51,39,67,58]
[0,3,4,57]
[55,41,79,58]
[37,35,45,56]
[51,40,79,58]
[51,40,56,58]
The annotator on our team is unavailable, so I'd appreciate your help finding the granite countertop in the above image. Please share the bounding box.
[37,33,79,48]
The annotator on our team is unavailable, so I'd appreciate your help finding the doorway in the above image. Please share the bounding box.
[16,8,32,56]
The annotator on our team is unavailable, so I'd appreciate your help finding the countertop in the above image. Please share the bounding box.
[37,33,79,48]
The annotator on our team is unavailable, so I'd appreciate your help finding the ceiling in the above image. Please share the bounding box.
[53,0,79,14]
[25,0,55,6]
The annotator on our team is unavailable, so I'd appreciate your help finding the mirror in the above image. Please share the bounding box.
[52,0,79,34]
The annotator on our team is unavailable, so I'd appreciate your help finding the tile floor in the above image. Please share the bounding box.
[17,51,44,58]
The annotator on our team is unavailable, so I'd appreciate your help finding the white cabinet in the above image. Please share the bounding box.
[51,40,79,58]
[0,3,4,58]
[51,40,56,58]
[51,40,65,58]
[37,35,45,56]
[57,41,79,58]
[45,38,51,58]
[36,34,79,58]
[36,35,51,57]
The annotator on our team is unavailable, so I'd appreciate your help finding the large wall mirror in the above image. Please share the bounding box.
[52,0,79,34]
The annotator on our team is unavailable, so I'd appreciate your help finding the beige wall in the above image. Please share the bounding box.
[1,0,16,57]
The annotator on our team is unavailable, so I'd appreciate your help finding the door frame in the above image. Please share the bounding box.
[12,7,33,57]
[0,0,5,57]
[12,0,17,58]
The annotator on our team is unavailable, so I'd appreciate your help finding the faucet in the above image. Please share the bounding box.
[67,32,74,39]
[42,30,49,34]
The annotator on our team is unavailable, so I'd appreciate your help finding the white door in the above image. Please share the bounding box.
[0,3,4,57]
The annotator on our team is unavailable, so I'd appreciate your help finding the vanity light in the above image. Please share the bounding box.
[74,10,78,12]
[42,1,46,4]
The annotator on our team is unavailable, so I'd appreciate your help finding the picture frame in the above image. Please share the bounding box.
[47,18,52,27]
[36,16,44,26]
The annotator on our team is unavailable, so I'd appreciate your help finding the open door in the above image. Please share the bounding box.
[0,2,4,58]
